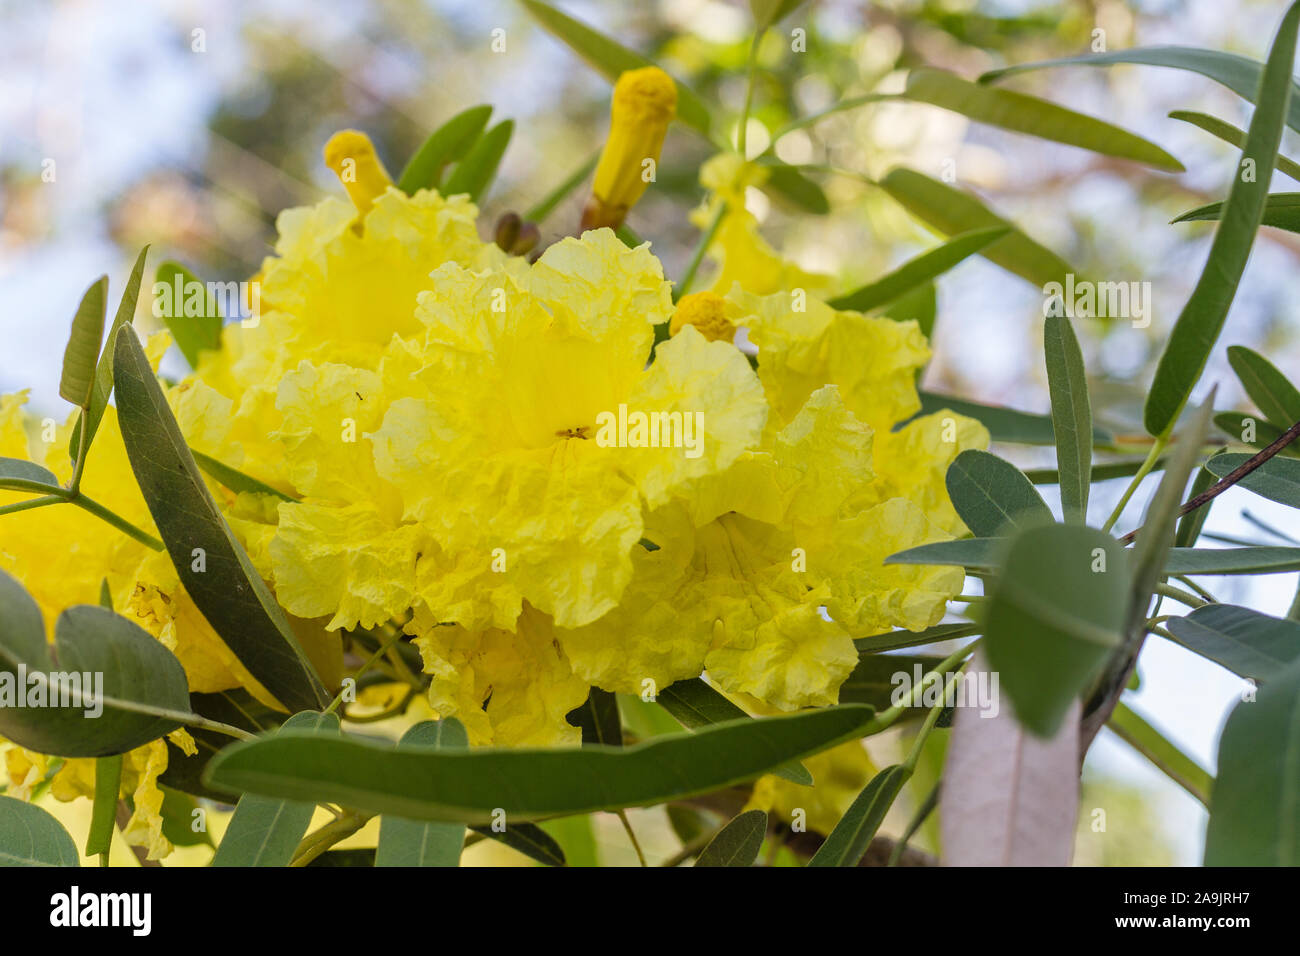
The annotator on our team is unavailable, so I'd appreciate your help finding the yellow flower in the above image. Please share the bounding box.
[584,67,677,230]
[368,229,766,629]
[747,738,878,837]
[670,291,739,343]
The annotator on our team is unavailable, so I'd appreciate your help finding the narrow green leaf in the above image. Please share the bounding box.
[880,281,937,341]
[1025,455,1170,485]
[0,796,79,866]
[519,0,713,135]
[1170,110,1300,181]
[70,246,150,462]
[568,688,622,747]
[440,120,513,204]
[854,622,979,655]
[982,46,1300,136]
[0,458,60,495]
[808,765,910,866]
[153,262,222,369]
[204,706,877,823]
[1144,3,1300,436]
[1213,411,1298,456]
[761,161,829,214]
[1174,467,1216,548]
[469,822,567,866]
[945,449,1053,536]
[376,719,468,867]
[1044,314,1092,523]
[829,227,1008,313]
[656,678,813,785]
[85,754,123,857]
[191,450,296,502]
[878,167,1075,288]
[59,276,107,408]
[157,785,213,848]
[1227,345,1300,426]
[902,69,1182,170]
[1204,657,1300,865]
[695,809,767,867]
[113,326,328,713]
[1173,192,1300,232]
[524,151,599,223]
[1107,702,1212,806]
[913,391,1113,446]
[1166,546,1300,575]
[982,524,1126,736]
[211,711,338,867]
[1205,452,1300,509]
[839,654,942,711]
[0,569,191,757]
[396,105,493,194]
[1165,604,1300,680]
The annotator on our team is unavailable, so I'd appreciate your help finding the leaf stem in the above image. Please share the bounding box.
[68,408,90,493]
[1154,582,1208,609]
[674,201,726,301]
[1101,436,1168,533]
[66,493,165,550]
[324,626,407,716]
[616,809,647,867]
[859,641,978,737]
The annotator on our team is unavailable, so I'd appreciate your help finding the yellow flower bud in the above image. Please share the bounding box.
[583,66,677,231]
[670,290,736,342]
[323,129,394,217]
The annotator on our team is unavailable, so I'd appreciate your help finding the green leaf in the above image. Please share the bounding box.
[158,690,283,801]
[0,458,60,495]
[0,569,191,757]
[881,281,936,341]
[204,706,876,823]
[828,227,1008,313]
[945,449,1052,536]
[1227,345,1300,426]
[376,720,468,867]
[656,678,813,785]
[982,46,1300,136]
[153,261,222,369]
[1213,411,1298,456]
[211,711,338,867]
[1144,4,1300,437]
[538,815,599,867]
[1205,452,1300,509]
[982,524,1126,736]
[1169,110,1300,181]
[567,687,623,747]
[1174,467,1216,548]
[397,105,493,194]
[1165,604,1300,681]
[469,823,567,866]
[59,276,107,408]
[695,809,767,867]
[1107,703,1212,806]
[1166,546,1300,576]
[761,161,829,214]
[1044,315,1092,523]
[191,450,296,502]
[839,653,942,710]
[807,765,910,866]
[70,246,150,463]
[913,390,1113,446]
[85,754,122,857]
[749,0,805,30]
[1204,657,1300,865]
[1173,192,1300,232]
[440,120,513,204]
[902,69,1182,170]
[1025,456,1171,485]
[519,0,713,135]
[854,622,979,655]
[878,167,1075,288]
[114,326,328,713]
[157,785,213,848]
[0,795,79,866]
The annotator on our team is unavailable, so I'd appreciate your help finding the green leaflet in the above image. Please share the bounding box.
[1144,3,1300,436]
[205,706,876,823]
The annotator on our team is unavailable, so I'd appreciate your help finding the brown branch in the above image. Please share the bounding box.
[1119,416,1300,545]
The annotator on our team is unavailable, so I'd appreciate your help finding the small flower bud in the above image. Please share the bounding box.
[670,291,736,342]
[323,129,394,217]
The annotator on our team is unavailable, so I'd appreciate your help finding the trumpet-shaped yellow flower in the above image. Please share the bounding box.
[369,229,767,630]
[584,67,677,230]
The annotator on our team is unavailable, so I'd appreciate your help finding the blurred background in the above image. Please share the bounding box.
[3,0,1298,865]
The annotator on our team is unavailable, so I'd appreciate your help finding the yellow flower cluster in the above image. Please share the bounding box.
[1,126,986,853]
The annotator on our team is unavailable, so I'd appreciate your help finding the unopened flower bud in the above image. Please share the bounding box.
[323,130,394,217]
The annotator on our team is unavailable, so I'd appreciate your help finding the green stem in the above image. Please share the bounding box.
[674,201,726,301]
[1154,582,1207,609]
[68,409,90,493]
[524,151,600,223]
[0,494,64,517]
[290,812,371,867]
[324,626,407,716]
[859,641,979,737]
[616,809,647,867]
[67,494,164,551]
[737,30,765,157]
[1101,436,1168,534]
